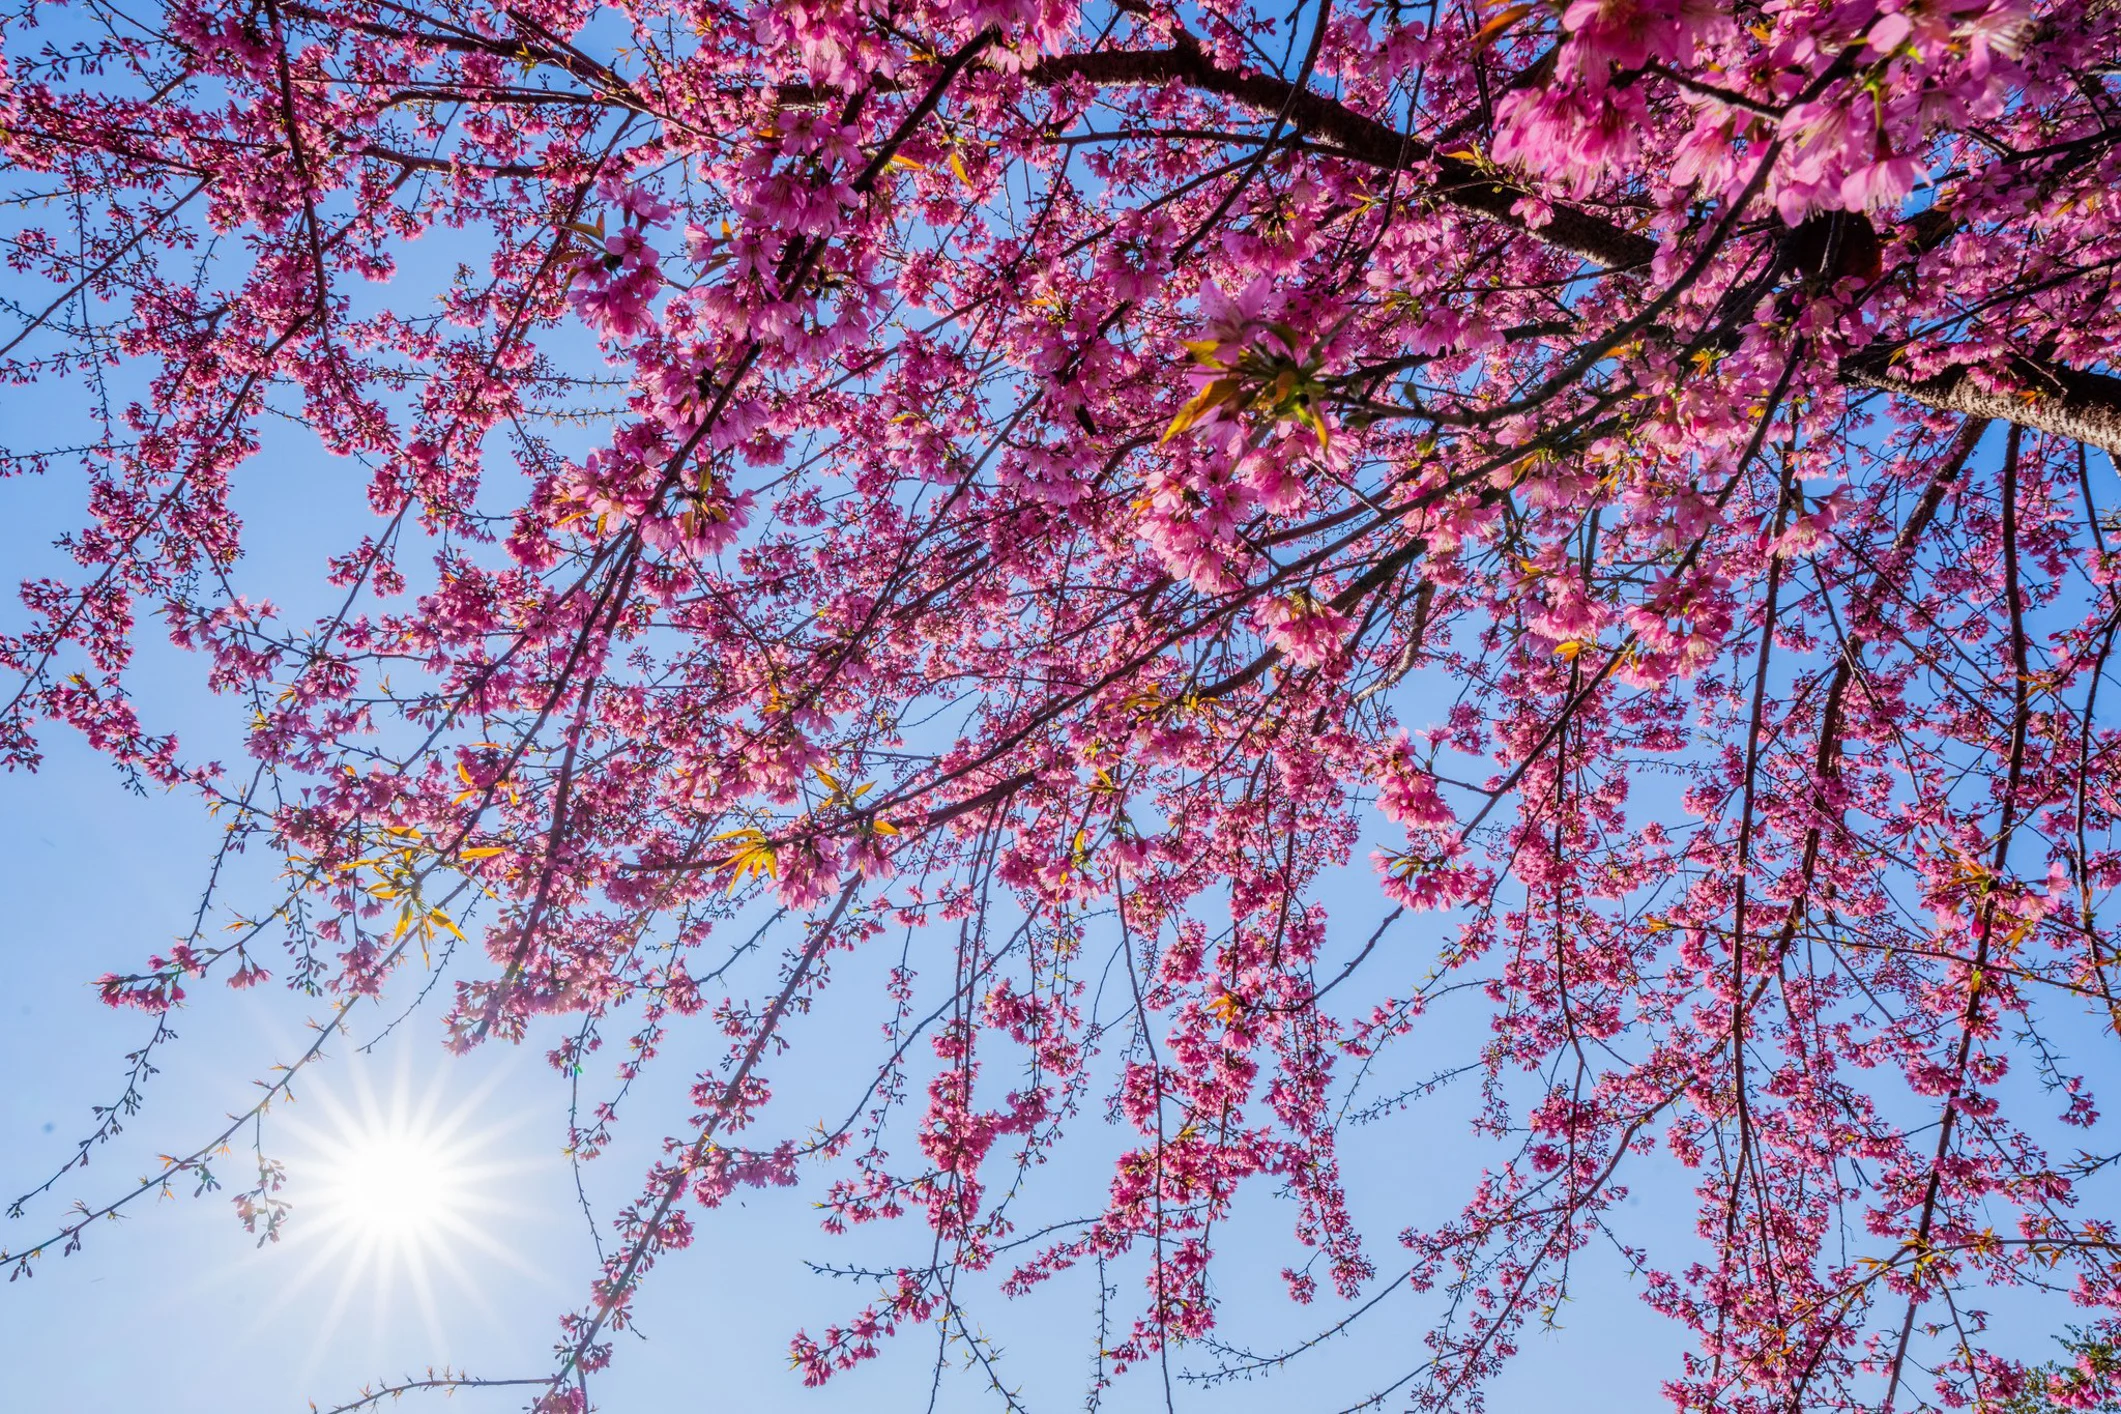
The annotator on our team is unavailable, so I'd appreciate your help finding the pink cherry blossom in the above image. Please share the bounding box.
[3,0,2120,1409]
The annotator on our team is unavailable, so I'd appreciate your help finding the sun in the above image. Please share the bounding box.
[265,1050,540,1352]
[303,1098,483,1261]
[320,1127,458,1243]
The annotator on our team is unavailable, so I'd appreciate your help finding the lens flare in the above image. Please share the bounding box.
[323,1130,455,1241]
[264,1051,542,1358]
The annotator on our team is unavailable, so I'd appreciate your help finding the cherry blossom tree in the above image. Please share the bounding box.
[4,0,2121,1406]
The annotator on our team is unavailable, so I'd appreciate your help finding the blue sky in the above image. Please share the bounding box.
[0,402,1698,1411]
[0,637,1692,1414]
[0,2,1757,1405]
[0,76,1873,1414]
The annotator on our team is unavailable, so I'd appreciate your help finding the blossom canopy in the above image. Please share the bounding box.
[5,0,2121,1407]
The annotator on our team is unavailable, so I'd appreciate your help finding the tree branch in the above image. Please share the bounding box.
[1025,40,2121,451]
[1843,353,2121,456]
[1027,39,1659,272]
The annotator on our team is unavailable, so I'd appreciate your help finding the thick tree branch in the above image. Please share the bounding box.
[1843,353,2121,455]
[1024,43,2121,452]
[283,10,2121,455]
[1027,39,1659,272]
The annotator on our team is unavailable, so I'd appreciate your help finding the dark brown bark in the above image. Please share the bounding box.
[1843,355,2121,456]
[1031,40,1660,271]
[1031,42,2121,453]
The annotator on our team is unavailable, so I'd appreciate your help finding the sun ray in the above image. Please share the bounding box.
[255,1047,544,1374]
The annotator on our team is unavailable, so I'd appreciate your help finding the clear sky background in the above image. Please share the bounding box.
[0,751,1693,1414]
[9,0,2120,1399]
[0,400,1699,1414]
[0,3,1728,1403]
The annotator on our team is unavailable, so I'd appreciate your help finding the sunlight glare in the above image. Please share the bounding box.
[243,1049,554,1373]
[328,1132,453,1240]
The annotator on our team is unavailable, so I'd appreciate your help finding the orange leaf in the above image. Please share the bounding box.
[1473,2,1536,49]
[1161,377,1243,445]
